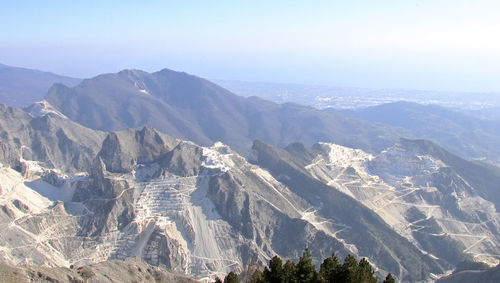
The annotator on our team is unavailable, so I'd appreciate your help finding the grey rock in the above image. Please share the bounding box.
[0,104,105,173]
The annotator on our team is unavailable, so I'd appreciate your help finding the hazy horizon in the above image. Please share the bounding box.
[2,0,500,93]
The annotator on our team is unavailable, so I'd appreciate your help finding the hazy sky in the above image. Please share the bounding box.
[1,0,499,92]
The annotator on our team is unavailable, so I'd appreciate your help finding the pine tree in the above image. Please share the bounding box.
[218,250,380,283]
[215,276,223,283]
[357,258,377,283]
[283,260,297,283]
[319,252,341,282]
[224,271,240,283]
[263,255,284,283]
[340,254,359,283]
[383,273,396,283]
[295,248,317,283]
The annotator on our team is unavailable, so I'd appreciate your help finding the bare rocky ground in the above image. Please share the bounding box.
[0,257,196,283]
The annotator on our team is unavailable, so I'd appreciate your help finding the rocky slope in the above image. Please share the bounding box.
[0,117,445,281]
[0,104,105,173]
[1,104,499,281]
[436,264,500,283]
[251,138,500,276]
[0,257,196,283]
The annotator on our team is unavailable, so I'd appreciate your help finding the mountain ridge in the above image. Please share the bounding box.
[0,63,81,107]
[339,101,500,165]
[42,68,406,155]
[0,104,105,173]
[263,137,500,268]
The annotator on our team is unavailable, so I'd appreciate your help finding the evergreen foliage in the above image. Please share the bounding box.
[224,271,240,283]
[218,249,386,283]
[247,270,264,283]
[283,260,297,283]
[263,256,284,283]
[319,252,340,281]
[383,273,395,283]
[357,258,378,283]
[295,249,316,283]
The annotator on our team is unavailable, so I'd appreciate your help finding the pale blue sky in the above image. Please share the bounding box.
[1,0,499,92]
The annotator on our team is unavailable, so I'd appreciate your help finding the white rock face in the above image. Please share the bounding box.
[7,136,496,281]
[27,100,68,119]
[129,170,236,278]
[305,142,500,266]
[0,166,53,215]
[110,142,354,278]
[0,142,367,280]
[134,81,151,95]
[0,165,95,267]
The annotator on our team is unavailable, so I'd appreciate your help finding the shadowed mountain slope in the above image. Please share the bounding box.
[437,264,500,283]
[340,101,500,165]
[0,63,80,107]
[43,68,405,154]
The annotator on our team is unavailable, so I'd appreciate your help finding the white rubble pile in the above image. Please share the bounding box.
[305,142,500,266]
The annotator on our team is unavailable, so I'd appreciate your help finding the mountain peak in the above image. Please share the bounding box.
[398,137,450,159]
[98,127,178,173]
[42,66,403,155]
[155,67,182,74]
[117,69,149,77]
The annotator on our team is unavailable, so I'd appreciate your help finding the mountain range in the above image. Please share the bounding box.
[0,105,443,280]
[339,102,500,165]
[4,65,496,169]
[2,102,500,280]
[37,68,404,154]
[3,63,499,166]
[0,64,499,282]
